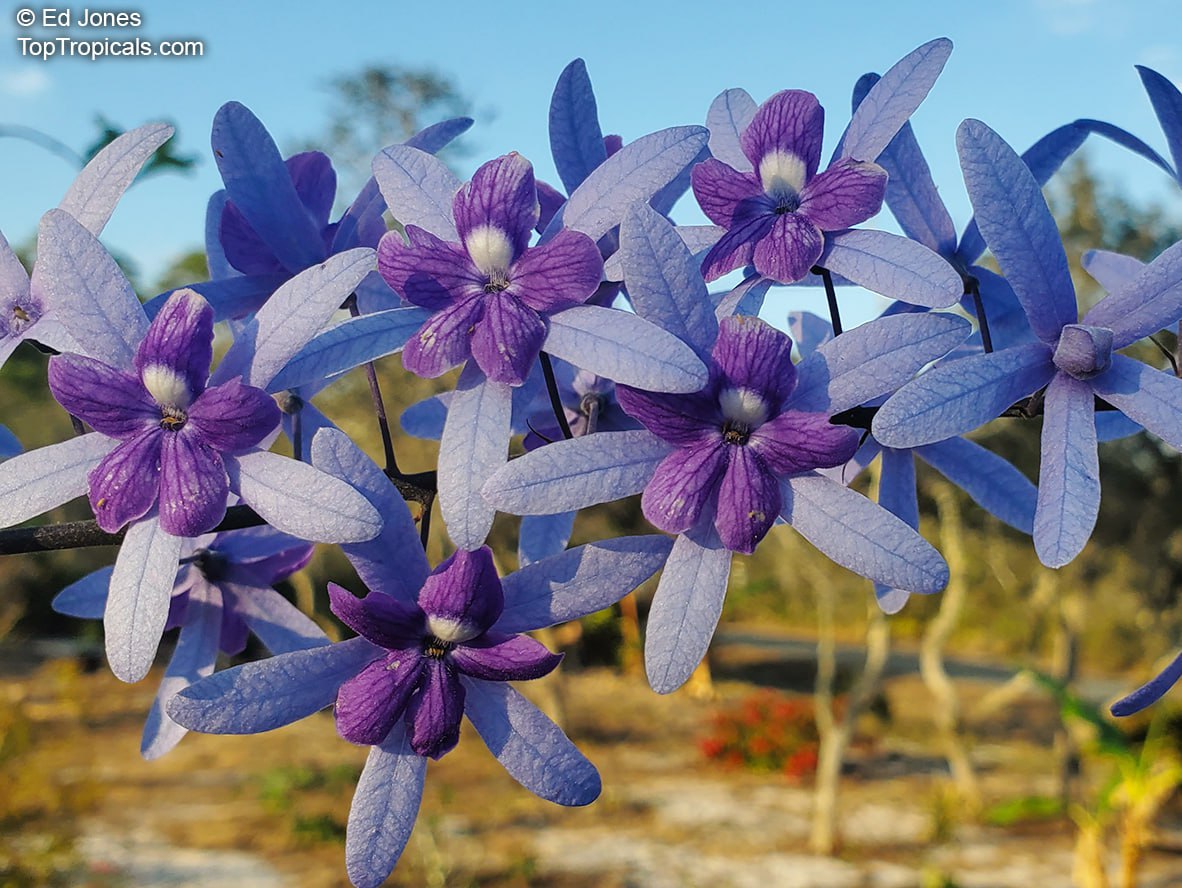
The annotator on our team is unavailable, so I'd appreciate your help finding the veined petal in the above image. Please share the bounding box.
[134,289,214,401]
[454,153,538,258]
[418,548,503,642]
[286,151,337,227]
[377,226,482,309]
[874,446,920,614]
[915,437,1036,534]
[690,159,764,227]
[819,229,962,309]
[452,633,562,681]
[751,212,824,284]
[89,429,163,532]
[471,293,546,386]
[642,440,727,535]
[48,354,156,437]
[701,211,777,282]
[1082,239,1182,349]
[712,314,797,407]
[407,659,464,759]
[187,379,280,452]
[158,429,228,537]
[0,433,117,528]
[714,447,780,553]
[616,384,719,447]
[228,583,328,654]
[549,59,607,194]
[748,412,859,475]
[509,228,603,312]
[402,294,483,379]
[706,88,758,172]
[740,90,824,178]
[1034,373,1099,568]
[1082,249,1144,295]
[798,159,887,230]
[335,650,424,746]
[1090,353,1182,450]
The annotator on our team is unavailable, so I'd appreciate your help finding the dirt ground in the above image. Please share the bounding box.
[3,637,1182,888]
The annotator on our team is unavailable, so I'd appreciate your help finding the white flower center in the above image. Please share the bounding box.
[719,386,770,429]
[142,364,192,410]
[758,150,807,205]
[427,615,478,644]
[465,224,514,281]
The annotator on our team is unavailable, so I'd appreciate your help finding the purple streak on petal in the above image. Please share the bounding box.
[404,117,474,154]
[407,659,464,758]
[418,548,503,639]
[819,229,961,308]
[834,38,952,163]
[454,153,538,256]
[748,413,859,476]
[452,633,561,681]
[1112,650,1182,717]
[517,512,576,567]
[402,294,482,378]
[799,159,887,230]
[187,379,280,452]
[227,583,327,654]
[1033,373,1099,568]
[345,724,426,888]
[35,209,146,370]
[498,535,673,633]
[335,649,424,746]
[714,447,780,553]
[1082,249,1144,294]
[59,122,174,235]
[52,565,113,619]
[438,364,511,550]
[141,580,221,759]
[871,343,1056,449]
[713,314,798,406]
[740,89,824,175]
[916,437,1037,534]
[89,429,163,532]
[211,103,324,271]
[158,430,228,537]
[1137,65,1182,178]
[1090,353,1182,450]
[791,312,972,414]
[874,447,919,614]
[133,290,214,398]
[0,433,117,529]
[752,212,824,284]
[462,677,601,805]
[782,472,949,592]
[286,152,336,227]
[509,228,603,312]
[706,88,758,173]
[700,211,776,282]
[1083,239,1182,349]
[372,145,462,240]
[471,293,546,386]
[105,515,184,682]
[168,636,380,734]
[958,119,1077,340]
[644,524,732,693]
[690,159,763,227]
[642,440,727,535]
[482,429,669,515]
[48,354,156,437]
[549,59,607,194]
[615,385,717,447]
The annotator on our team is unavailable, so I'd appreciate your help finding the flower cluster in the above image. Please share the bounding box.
[4,36,1182,887]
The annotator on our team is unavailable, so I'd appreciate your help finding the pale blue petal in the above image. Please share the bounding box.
[791,312,972,414]
[834,38,953,163]
[345,723,426,888]
[1091,353,1182,450]
[266,306,431,393]
[204,190,234,279]
[916,437,1036,533]
[146,274,289,323]
[167,635,379,733]
[1137,65,1182,178]
[403,116,474,155]
[228,583,329,654]
[872,343,1056,448]
[820,229,961,308]
[1075,119,1175,179]
[227,449,383,544]
[463,678,601,805]
[1082,249,1144,294]
[787,311,834,358]
[282,398,335,462]
[714,274,772,320]
[483,430,668,514]
[957,119,1077,340]
[0,433,117,529]
[1034,374,1099,568]
[549,59,606,194]
[52,565,113,618]
[372,145,462,240]
[705,88,758,172]
[1096,410,1142,442]
[517,512,576,567]
[498,535,673,633]
[644,525,732,694]
[553,126,710,242]
[105,515,184,683]
[438,364,511,550]
[1112,650,1182,717]
[59,123,174,236]
[545,305,708,393]
[400,392,449,440]
[782,472,948,592]
[874,446,918,613]
[1082,239,1182,349]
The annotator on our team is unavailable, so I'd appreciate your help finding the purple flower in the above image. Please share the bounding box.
[378,152,604,386]
[619,316,859,554]
[693,90,887,284]
[48,289,280,536]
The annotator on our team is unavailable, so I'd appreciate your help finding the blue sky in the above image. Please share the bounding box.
[1,0,1179,299]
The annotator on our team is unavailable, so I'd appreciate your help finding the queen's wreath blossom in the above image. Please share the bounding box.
[484,203,957,693]
[167,429,673,888]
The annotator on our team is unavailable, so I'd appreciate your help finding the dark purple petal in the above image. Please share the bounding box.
[402,295,483,378]
[454,153,538,259]
[158,428,229,537]
[328,582,427,650]
[220,201,286,276]
[690,159,764,227]
[377,226,483,309]
[615,385,720,447]
[418,547,503,642]
[700,212,778,282]
[407,659,465,759]
[88,428,162,532]
[748,412,860,475]
[714,446,781,554]
[740,90,825,177]
[451,632,562,681]
[218,601,251,657]
[508,228,603,312]
[535,179,567,233]
[751,212,824,284]
[187,378,280,453]
[48,354,156,438]
[286,152,337,228]
[641,440,728,535]
[134,290,215,402]
[471,293,546,386]
[798,159,887,231]
[712,315,798,408]
[335,650,424,746]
